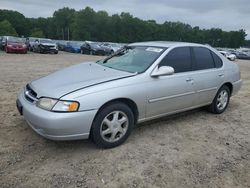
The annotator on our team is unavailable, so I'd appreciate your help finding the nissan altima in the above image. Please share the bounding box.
[16,41,242,148]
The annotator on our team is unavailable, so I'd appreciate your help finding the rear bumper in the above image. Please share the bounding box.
[17,90,97,140]
[232,79,242,96]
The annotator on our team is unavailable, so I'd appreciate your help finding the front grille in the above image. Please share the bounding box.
[24,84,38,103]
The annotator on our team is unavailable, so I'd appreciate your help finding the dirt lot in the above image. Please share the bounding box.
[0,51,249,188]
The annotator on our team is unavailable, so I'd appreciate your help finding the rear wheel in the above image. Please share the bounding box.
[91,102,134,148]
[207,85,230,114]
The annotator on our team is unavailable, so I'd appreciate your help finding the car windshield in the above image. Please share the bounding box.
[97,46,165,73]
[8,37,23,43]
[90,43,100,48]
[40,39,53,43]
[69,42,82,47]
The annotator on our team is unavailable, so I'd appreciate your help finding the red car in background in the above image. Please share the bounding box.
[3,36,27,54]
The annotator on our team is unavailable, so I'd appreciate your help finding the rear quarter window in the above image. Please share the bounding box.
[193,47,215,70]
[211,51,223,68]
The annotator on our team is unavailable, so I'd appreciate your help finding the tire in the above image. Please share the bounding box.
[91,102,134,148]
[207,85,230,114]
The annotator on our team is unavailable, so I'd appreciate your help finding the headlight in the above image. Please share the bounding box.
[52,100,79,112]
[37,98,57,111]
[22,44,26,48]
[37,98,79,112]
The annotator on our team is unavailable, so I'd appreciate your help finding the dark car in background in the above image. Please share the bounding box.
[64,41,82,53]
[2,36,27,54]
[32,38,58,54]
[56,40,68,51]
[80,42,112,55]
[0,36,7,50]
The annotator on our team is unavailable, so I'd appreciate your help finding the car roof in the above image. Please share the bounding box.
[129,41,207,48]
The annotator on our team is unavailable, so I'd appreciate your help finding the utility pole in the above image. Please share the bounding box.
[62,28,64,40]
[68,27,69,41]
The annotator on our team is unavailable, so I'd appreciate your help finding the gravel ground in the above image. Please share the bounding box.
[0,51,249,188]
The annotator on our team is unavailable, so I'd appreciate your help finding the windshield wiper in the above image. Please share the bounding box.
[102,45,131,64]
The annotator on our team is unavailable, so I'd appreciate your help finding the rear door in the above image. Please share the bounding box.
[191,47,224,106]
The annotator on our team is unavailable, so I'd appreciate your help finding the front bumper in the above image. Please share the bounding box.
[17,90,98,140]
[40,47,58,53]
[7,46,27,53]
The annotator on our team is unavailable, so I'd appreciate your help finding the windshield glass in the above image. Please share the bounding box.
[8,37,24,43]
[97,46,165,73]
[69,42,82,47]
[90,43,100,48]
[40,39,53,43]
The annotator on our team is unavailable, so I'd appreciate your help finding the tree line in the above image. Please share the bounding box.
[0,7,249,48]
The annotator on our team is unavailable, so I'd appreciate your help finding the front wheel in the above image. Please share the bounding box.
[207,85,230,114]
[91,102,134,148]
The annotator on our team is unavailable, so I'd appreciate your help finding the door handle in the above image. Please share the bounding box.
[186,78,194,84]
[186,78,193,82]
[218,73,224,77]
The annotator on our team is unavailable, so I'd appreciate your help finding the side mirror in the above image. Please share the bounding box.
[151,66,174,77]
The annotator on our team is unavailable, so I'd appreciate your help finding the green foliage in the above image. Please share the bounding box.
[0,9,29,36]
[0,8,248,48]
[0,19,17,36]
[30,28,44,38]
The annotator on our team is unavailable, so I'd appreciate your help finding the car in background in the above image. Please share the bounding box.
[17,41,242,148]
[219,51,236,61]
[32,38,58,54]
[26,37,38,51]
[236,51,250,60]
[64,41,82,53]
[0,36,7,50]
[56,40,68,51]
[101,42,123,53]
[3,36,27,54]
[80,42,112,55]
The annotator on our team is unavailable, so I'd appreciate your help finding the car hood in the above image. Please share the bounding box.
[30,62,135,99]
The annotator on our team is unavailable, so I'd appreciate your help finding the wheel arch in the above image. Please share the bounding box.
[94,98,139,124]
[223,82,233,96]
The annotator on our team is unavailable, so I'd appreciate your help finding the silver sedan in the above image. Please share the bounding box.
[16,41,242,148]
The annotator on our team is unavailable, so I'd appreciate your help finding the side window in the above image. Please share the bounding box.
[159,47,192,73]
[211,51,223,68]
[193,47,215,70]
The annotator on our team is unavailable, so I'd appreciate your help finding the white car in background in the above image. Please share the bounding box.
[219,51,236,61]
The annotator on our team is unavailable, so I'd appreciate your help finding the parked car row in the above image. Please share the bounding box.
[217,48,250,60]
[1,35,249,59]
[0,36,125,55]
[55,40,124,55]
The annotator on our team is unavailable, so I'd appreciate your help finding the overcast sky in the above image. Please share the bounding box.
[1,0,250,39]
